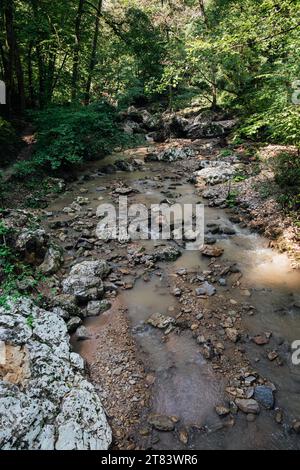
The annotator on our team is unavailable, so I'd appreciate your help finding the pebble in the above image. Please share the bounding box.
[173,288,182,297]
[178,428,189,445]
[253,334,270,345]
[267,350,278,361]
[275,409,283,424]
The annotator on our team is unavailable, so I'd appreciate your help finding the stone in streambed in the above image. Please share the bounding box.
[226,328,239,343]
[235,399,260,414]
[75,326,91,341]
[147,312,175,330]
[195,281,216,297]
[252,334,270,346]
[62,260,110,302]
[40,244,64,275]
[215,405,230,417]
[67,316,82,333]
[147,414,175,432]
[86,300,112,317]
[254,386,274,410]
[154,246,181,262]
[200,245,224,258]
[292,420,300,434]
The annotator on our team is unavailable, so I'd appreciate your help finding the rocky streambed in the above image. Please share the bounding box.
[1,137,300,450]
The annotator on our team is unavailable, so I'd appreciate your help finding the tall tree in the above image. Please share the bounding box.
[72,0,85,101]
[4,0,25,115]
[85,0,102,104]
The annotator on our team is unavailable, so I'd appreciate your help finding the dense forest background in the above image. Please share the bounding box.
[0,0,300,174]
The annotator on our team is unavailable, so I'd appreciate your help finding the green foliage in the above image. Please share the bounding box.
[272,151,300,211]
[273,152,300,189]
[220,149,233,158]
[26,314,34,328]
[13,102,134,175]
[226,190,239,208]
[233,174,247,183]
[124,7,165,87]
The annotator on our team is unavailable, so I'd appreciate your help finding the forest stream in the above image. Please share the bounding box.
[41,141,300,450]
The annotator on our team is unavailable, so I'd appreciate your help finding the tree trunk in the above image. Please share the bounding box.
[45,49,56,103]
[84,0,102,104]
[0,38,11,118]
[199,0,208,27]
[30,0,46,108]
[4,0,25,115]
[72,0,85,101]
[27,41,34,107]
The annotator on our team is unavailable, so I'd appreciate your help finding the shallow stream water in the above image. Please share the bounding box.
[47,144,300,450]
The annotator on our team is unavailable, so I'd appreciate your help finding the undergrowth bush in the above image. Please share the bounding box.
[14,101,135,176]
[272,152,300,211]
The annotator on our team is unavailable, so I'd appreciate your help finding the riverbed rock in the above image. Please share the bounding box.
[147,414,175,432]
[114,186,136,195]
[215,405,230,417]
[226,328,239,343]
[200,245,224,258]
[154,246,181,262]
[254,386,274,409]
[15,229,49,265]
[39,244,64,275]
[62,260,111,302]
[66,316,82,333]
[235,398,260,414]
[51,294,80,318]
[148,147,195,163]
[252,334,270,346]
[292,420,300,434]
[194,162,236,185]
[0,298,111,450]
[86,300,112,317]
[114,160,134,172]
[267,350,278,361]
[147,312,175,330]
[75,326,91,341]
[196,281,216,297]
[186,121,224,140]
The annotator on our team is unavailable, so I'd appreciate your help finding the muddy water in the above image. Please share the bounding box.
[48,145,300,449]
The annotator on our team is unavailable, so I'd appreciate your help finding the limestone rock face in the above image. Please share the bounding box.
[0,298,112,450]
